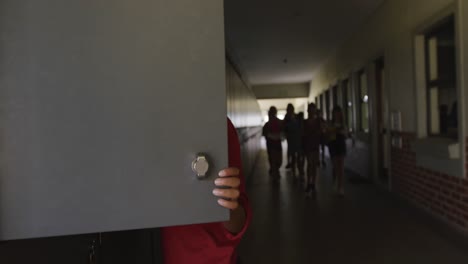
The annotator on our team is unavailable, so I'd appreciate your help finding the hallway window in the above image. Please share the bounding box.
[425,16,457,138]
[342,79,354,132]
[325,90,331,120]
[358,70,369,133]
[319,94,324,118]
[332,85,338,108]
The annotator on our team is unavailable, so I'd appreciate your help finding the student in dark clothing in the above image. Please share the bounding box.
[327,106,347,196]
[284,109,303,179]
[317,108,327,168]
[263,106,283,178]
[303,103,323,197]
[296,112,306,179]
[284,103,295,169]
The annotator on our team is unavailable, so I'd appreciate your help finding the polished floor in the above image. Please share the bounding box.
[238,149,468,264]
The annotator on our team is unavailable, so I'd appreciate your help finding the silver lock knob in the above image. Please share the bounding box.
[192,155,210,179]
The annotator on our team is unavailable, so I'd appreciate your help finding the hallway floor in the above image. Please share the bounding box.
[238,150,468,264]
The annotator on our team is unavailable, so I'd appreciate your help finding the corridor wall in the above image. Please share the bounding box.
[226,59,263,179]
[309,0,468,232]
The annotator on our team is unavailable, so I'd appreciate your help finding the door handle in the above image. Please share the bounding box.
[192,155,210,179]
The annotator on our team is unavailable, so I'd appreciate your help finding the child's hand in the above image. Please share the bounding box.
[213,168,241,210]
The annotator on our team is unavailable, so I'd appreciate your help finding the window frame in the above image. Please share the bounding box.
[423,15,457,138]
[325,89,331,121]
[357,69,370,133]
[342,79,354,132]
[413,7,464,178]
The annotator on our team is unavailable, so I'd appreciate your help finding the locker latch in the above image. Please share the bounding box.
[192,155,210,179]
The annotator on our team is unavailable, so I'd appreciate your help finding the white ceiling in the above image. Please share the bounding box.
[225,0,386,85]
[258,98,309,112]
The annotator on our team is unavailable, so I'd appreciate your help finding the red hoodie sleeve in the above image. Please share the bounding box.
[162,119,252,264]
[204,119,252,245]
[221,119,252,240]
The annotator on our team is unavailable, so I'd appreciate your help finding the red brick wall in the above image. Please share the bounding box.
[391,132,468,229]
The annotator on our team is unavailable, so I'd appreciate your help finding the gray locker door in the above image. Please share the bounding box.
[0,0,228,240]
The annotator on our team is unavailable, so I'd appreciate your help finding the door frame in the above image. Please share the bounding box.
[369,53,392,190]
[374,57,390,187]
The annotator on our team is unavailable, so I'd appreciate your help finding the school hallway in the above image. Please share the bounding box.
[4,0,468,262]
[238,147,468,264]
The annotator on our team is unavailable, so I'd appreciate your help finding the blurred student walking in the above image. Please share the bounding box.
[263,106,283,178]
[317,108,327,168]
[296,112,306,179]
[327,106,347,196]
[284,103,296,169]
[303,103,322,198]
[284,108,303,179]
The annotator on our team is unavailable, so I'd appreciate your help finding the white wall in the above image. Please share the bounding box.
[253,83,310,99]
[226,60,263,178]
[226,61,263,128]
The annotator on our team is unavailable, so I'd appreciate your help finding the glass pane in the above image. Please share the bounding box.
[429,87,440,134]
[429,37,438,81]
[347,83,353,100]
[348,110,353,131]
[424,16,456,137]
[337,86,343,107]
[362,103,369,133]
[360,72,369,132]
[360,73,368,98]
[346,84,353,131]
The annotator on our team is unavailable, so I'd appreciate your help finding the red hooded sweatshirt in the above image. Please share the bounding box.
[162,119,251,264]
